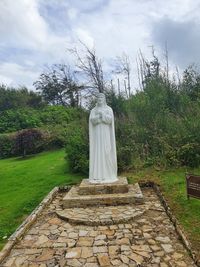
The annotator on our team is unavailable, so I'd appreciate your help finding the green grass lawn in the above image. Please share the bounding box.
[0,149,83,250]
[127,167,200,254]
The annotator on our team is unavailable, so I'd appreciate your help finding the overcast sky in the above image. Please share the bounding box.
[0,0,200,90]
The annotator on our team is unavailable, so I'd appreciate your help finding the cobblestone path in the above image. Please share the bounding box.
[1,188,196,267]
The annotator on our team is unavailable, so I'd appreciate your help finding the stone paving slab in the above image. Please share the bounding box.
[1,188,197,267]
[62,183,144,208]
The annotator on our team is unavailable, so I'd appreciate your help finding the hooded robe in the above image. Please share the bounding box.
[89,103,118,183]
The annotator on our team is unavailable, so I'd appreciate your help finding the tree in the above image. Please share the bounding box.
[114,53,132,98]
[0,84,43,111]
[137,48,161,90]
[181,65,200,100]
[14,129,44,157]
[34,64,84,107]
[70,43,105,94]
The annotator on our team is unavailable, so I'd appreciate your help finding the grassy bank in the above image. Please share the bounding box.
[128,167,200,255]
[0,149,82,249]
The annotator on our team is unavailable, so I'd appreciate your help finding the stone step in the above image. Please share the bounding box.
[56,204,147,226]
[62,183,144,208]
[78,177,129,195]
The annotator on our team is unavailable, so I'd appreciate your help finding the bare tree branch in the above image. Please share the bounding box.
[114,53,132,97]
[69,42,105,94]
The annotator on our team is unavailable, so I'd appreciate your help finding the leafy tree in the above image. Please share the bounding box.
[34,64,84,107]
[0,84,43,111]
[0,108,42,133]
[0,106,83,134]
[181,65,200,100]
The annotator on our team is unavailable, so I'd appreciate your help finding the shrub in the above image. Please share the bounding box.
[117,145,134,171]
[41,126,67,149]
[0,106,84,134]
[39,106,82,126]
[115,118,138,171]
[14,128,45,157]
[65,120,89,175]
[0,108,42,133]
[0,134,14,158]
[177,142,200,167]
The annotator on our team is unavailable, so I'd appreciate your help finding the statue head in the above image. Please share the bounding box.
[96,93,106,107]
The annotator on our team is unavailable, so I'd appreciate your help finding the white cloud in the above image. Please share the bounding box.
[150,0,200,70]
[0,62,39,88]
[67,8,78,20]
[75,28,94,49]
[0,0,73,88]
[0,0,48,49]
[0,75,13,85]
[0,0,72,59]
[1,0,200,89]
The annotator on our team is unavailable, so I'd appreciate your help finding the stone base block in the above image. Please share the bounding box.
[62,183,144,208]
[78,177,128,195]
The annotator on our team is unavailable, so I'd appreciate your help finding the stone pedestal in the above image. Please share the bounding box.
[61,177,144,209]
[78,177,128,195]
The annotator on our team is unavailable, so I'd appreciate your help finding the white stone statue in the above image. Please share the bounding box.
[89,93,118,183]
